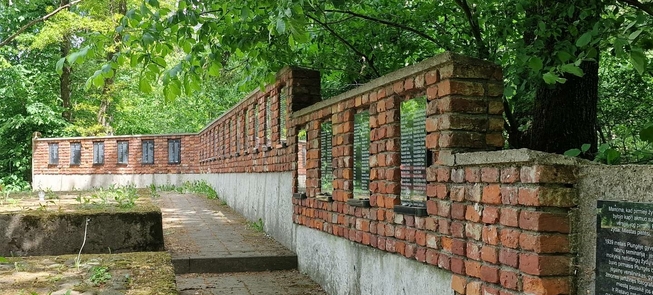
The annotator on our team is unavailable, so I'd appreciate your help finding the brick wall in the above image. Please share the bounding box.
[32,52,578,295]
[33,134,199,175]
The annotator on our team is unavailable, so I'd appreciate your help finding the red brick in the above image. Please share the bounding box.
[482,206,500,224]
[465,167,481,182]
[451,221,465,238]
[465,223,483,240]
[450,185,466,202]
[415,230,426,246]
[451,257,465,274]
[518,186,576,207]
[441,236,453,252]
[522,275,570,295]
[451,168,465,183]
[500,228,520,249]
[519,253,571,276]
[426,248,439,265]
[480,264,500,283]
[500,269,520,290]
[520,165,576,184]
[438,254,451,270]
[500,186,519,205]
[452,202,466,220]
[465,204,482,222]
[426,233,439,249]
[466,242,482,261]
[452,239,466,256]
[415,247,426,262]
[499,248,519,268]
[482,184,501,204]
[519,232,570,253]
[519,211,570,233]
[451,274,468,294]
[481,167,500,183]
[465,184,482,202]
[482,285,500,295]
[481,246,499,264]
[466,281,482,295]
[439,218,451,235]
[437,201,451,217]
[465,260,482,278]
[482,225,499,245]
[500,167,519,183]
[499,207,519,227]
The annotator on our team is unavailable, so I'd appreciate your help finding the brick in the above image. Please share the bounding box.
[499,248,519,268]
[415,230,426,246]
[425,217,438,231]
[426,233,439,249]
[481,167,500,183]
[500,269,520,290]
[415,247,426,262]
[500,228,520,249]
[518,186,576,207]
[481,245,499,264]
[482,225,499,245]
[451,257,465,274]
[519,232,570,253]
[465,223,482,240]
[466,281,482,295]
[519,253,571,276]
[425,70,440,85]
[437,200,451,217]
[439,80,484,96]
[451,168,465,183]
[451,274,468,294]
[466,242,482,260]
[482,184,501,204]
[452,202,466,220]
[500,186,519,205]
[451,221,465,238]
[438,253,451,270]
[465,167,481,182]
[500,167,519,183]
[499,207,519,227]
[482,206,500,224]
[465,204,482,222]
[450,185,466,202]
[522,275,570,295]
[482,285,500,295]
[519,211,570,233]
[520,165,577,184]
[465,184,482,202]
[441,236,453,252]
[465,260,482,278]
[480,264,499,283]
[452,239,467,256]
[426,248,439,265]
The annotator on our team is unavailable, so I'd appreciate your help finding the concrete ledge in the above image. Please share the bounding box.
[0,210,164,256]
[172,255,298,274]
[454,148,591,166]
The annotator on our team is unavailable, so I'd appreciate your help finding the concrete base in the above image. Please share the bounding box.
[296,226,453,295]
[0,211,164,256]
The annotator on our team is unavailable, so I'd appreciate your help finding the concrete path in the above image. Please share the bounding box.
[154,192,326,295]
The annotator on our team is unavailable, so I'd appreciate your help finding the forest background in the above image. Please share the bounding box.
[1,0,652,191]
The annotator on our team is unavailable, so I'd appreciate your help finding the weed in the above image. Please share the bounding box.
[149,183,160,198]
[157,180,218,199]
[247,218,264,232]
[0,256,7,263]
[89,266,112,285]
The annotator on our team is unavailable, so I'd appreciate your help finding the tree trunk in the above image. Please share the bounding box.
[96,0,126,135]
[529,60,599,154]
[60,0,72,122]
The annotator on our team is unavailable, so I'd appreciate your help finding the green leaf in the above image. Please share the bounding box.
[576,31,593,47]
[605,149,621,165]
[560,64,584,77]
[142,33,155,46]
[208,62,221,76]
[630,50,647,74]
[543,72,558,84]
[55,57,65,75]
[276,18,286,34]
[557,51,573,63]
[67,47,89,65]
[629,29,643,41]
[564,149,582,157]
[528,57,543,72]
[0,257,8,263]
[640,124,653,143]
[581,143,591,153]
[139,77,152,93]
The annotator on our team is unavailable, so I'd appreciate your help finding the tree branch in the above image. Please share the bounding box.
[322,9,444,47]
[453,0,489,59]
[306,13,381,77]
[617,0,653,16]
[0,0,86,48]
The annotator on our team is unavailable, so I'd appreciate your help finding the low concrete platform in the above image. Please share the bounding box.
[176,270,327,295]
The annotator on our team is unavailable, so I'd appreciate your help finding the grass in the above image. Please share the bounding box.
[156,180,219,199]
[247,218,265,232]
[74,184,140,209]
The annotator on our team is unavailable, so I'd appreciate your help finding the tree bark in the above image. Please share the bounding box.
[529,60,599,154]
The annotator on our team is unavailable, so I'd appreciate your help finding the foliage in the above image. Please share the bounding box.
[89,266,112,285]
[74,184,140,209]
[247,218,264,233]
[156,180,218,199]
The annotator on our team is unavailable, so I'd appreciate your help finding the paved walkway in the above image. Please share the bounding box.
[154,192,326,295]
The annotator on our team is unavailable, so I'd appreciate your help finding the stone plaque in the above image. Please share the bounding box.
[353,111,370,197]
[400,97,427,202]
[596,200,653,294]
[320,122,333,195]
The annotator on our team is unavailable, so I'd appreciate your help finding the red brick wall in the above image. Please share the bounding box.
[33,134,199,175]
[32,52,577,295]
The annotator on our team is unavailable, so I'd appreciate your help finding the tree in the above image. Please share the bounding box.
[89,0,652,155]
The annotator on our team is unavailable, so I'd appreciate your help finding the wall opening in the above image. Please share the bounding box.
[399,96,427,204]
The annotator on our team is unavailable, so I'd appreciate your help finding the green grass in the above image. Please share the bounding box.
[156,180,219,200]
[247,218,264,232]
